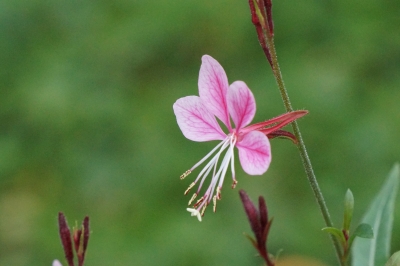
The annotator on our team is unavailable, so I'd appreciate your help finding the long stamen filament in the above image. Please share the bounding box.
[206,144,233,203]
[190,138,228,170]
[197,162,215,194]
[230,137,237,186]
[195,138,231,193]
[184,134,239,219]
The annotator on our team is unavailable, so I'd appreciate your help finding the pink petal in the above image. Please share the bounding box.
[228,81,256,130]
[198,55,231,130]
[173,96,226,142]
[237,131,271,175]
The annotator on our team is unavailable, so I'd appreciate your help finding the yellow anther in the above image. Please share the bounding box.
[180,170,192,180]
[216,186,222,200]
[193,196,205,208]
[200,204,207,216]
[184,182,195,195]
[188,193,197,205]
[213,195,217,213]
[231,179,238,189]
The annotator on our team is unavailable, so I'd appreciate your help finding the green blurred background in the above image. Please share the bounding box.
[0,0,399,265]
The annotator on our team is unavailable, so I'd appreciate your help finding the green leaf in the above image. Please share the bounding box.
[352,163,400,266]
[322,227,346,245]
[343,189,354,231]
[386,251,400,266]
[353,223,374,239]
[349,223,374,252]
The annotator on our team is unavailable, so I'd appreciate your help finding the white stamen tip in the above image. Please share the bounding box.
[187,208,202,222]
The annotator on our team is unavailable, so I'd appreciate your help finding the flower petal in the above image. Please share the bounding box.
[228,81,256,130]
[198,55,231,130]
[173,96,226,142]
[237,131,271,175]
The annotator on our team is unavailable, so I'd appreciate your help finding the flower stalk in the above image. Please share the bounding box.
[248,0,344,264]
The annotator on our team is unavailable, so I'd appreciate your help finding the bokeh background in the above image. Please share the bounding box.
[0,0,399,265]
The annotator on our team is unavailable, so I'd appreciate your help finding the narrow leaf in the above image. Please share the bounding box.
[343,189,354,231]
[352,163,400,266]
[322,227,346,245]
[385,250,400,266]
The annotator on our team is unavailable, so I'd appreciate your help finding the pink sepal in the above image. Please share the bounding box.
[242,110,308,134]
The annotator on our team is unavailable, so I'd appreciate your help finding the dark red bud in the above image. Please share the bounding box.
[258,196,268,229]
[58,212,75,266]
[248,0,273,68]
[264,0,274,36]
[239,190,262,243]
[78,216,90,266]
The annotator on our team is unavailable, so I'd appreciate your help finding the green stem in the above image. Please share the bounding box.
[261,19,344,266]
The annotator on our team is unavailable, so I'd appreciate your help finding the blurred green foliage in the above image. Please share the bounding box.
[0,0,399,265]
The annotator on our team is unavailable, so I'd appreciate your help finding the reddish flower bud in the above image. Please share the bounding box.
[239,190,275,266]
[57,213,90,266]
[58,213,75,266]
[248,0,275,68]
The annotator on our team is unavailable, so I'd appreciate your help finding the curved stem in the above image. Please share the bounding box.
[262,24,344,265]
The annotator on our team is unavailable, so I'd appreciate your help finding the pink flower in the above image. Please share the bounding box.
[173,55,307,221]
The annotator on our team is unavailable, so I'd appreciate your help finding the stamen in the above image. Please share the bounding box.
[213,195,217,213]
[216,140,234,194]
[196,139,231,195]
[181,134,240,219]
[208,139,234,202]
[216,186,222,200]
[188,193,197,205]
[184,182,196,195]
[195,157,217,192]
[200,204,207,216]
[230,137,236,181]
[231,179,238,189]
[193,196,205,208]
[190,139,228,170]
[180,170,191,180]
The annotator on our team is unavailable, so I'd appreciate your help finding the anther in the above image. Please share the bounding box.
[193,196,205,208]
[231,179,238,189]
[184,182,196,195]
[200,204,207,216]
[188,193,197,205]
[216,186,222,200]
[180,170,192,180]
[213,195,217,213]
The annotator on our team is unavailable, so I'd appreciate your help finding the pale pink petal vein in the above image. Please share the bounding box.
[237,131,271,175]
[228,81,256,130]
[173,96,225,142]
[198,55,230,128]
